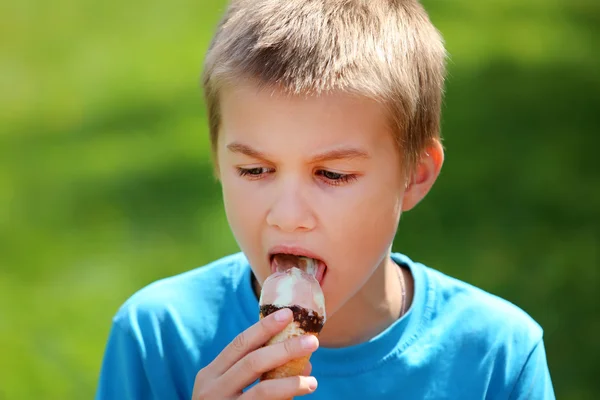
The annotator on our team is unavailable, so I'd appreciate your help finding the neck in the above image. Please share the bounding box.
[251,254,414,348]
[317,255,413,348]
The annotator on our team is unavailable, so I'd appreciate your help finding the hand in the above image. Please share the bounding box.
[192,308,320,399]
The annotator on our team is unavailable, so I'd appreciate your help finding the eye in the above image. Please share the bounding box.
[237,167,273,179]
[315,169,357,186]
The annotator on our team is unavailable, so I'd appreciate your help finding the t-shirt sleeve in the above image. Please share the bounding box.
[509,339,556,400]
[95,320,152,400]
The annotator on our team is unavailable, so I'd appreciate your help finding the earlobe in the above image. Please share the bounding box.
[401,139,444,212]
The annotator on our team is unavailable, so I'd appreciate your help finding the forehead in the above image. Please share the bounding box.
[218,83,397,154]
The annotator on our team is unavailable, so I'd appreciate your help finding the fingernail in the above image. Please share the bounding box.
[274,308,291,322]
[307,377,318,391]
[301,335,318,349]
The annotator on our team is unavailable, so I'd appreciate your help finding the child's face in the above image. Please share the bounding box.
[217,82,410,318]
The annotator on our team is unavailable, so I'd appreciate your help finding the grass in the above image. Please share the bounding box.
[1,0,598,398]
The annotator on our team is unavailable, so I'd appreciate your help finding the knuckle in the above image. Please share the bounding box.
[194,367,208,386]
[250,383,271,399]
[192,370,214,400]
[244,353,263,375]
[260,314,277,333]
[232,331,247,352]
[283,337,297,356]
[193,388,209,400]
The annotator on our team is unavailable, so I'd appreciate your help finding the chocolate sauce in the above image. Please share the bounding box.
[260,304,325,333]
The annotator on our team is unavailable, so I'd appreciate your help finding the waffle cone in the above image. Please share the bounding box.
[259,316,319,381]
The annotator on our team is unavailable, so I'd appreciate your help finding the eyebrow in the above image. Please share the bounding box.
[226,142,370,163]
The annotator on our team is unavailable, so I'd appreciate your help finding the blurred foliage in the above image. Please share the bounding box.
[1,0,598,398]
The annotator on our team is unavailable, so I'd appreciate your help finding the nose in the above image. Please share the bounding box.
[266,178,316,233]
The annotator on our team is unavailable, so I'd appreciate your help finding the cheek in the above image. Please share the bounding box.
[322,178,403,280]
[326,180,402,242]
[221,176,263,245]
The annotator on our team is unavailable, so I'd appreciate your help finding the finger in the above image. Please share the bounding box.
[240,375,318,400]
[220,334,319,391]
[301,361,312,376]
[209,308,293,375]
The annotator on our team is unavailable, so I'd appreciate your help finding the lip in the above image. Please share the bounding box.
[268,245,323,262]
[267,244,328,284]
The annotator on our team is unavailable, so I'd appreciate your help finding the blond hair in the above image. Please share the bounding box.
[202,0,447,173]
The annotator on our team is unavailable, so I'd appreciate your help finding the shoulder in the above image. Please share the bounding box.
[397,252,544,359]
[96,253,252,398]
[111,252,249,337]
[425,263,543,343]
[395,253,555,398]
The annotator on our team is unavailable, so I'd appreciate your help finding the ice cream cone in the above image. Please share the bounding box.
[259,305,324,381]
[258,262,326,395]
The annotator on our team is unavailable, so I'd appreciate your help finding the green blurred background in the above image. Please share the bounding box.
[1,0,598,398]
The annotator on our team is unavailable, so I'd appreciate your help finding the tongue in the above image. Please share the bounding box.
[272,254,318,277]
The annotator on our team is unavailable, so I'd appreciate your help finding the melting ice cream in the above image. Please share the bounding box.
[258,255,326,381]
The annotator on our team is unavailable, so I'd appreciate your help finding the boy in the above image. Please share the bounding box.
[96,0,555,399]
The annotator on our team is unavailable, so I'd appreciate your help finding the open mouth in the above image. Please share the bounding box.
[269,252,327,285]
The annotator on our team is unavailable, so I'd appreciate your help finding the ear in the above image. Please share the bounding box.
[212,161,222,182]
[401,138,444,212]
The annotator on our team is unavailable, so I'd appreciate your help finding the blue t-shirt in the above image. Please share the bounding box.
[95,252,555,399]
